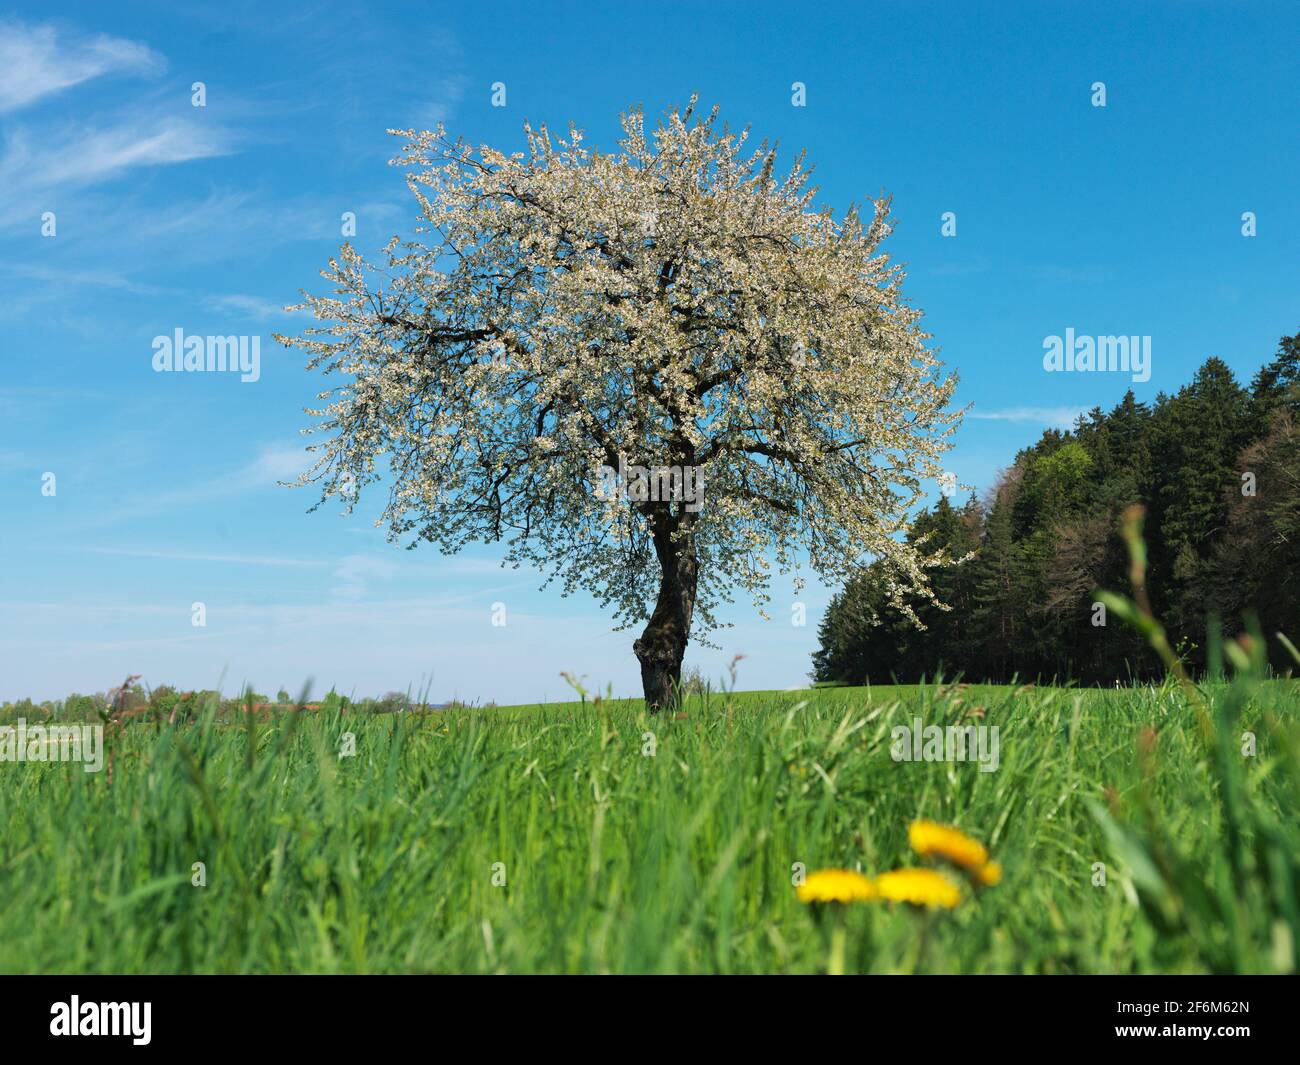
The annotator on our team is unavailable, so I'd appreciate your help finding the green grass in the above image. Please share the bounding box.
[1,677,1297,973]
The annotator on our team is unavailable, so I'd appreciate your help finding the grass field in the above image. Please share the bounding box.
[2,677,1297,974]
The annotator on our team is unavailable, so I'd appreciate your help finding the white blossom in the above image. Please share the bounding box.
[276,99,963,697]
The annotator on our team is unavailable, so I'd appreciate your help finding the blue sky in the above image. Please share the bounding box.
[1,0,1297,703]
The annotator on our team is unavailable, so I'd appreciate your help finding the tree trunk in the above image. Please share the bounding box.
[634,526,698,712]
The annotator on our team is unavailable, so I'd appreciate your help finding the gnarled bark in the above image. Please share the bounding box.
[634,524,697,712]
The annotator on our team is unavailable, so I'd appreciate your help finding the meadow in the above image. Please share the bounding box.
[2,673,1297,975]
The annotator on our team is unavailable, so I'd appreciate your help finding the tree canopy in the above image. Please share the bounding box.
[279,99,962,707]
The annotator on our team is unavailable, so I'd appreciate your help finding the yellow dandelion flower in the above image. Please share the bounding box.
[796,868,877,904]
[908,819,989,870]
[874,867,962,909]
[908,819,1002,886]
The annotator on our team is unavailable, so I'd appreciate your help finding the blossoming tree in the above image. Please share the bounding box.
[278,99,962,710]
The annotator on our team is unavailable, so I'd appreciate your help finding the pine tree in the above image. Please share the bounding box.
[812,332,1299,684]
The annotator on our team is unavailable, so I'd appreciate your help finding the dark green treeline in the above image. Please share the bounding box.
[812,330,1300,684]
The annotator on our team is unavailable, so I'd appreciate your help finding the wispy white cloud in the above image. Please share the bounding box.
[332,554,400,598]
[73,188,376,262]
[0,114,233,195]
[0,386,110,420]
[78,442,316,529]
[412,74,469,128]
[970,406,1087,429]
[85,547,327,568]
[0,22,236,231]
[0,20,164,113]
[203,293,297,321]
[246,444,317,484]
[0,262,172,295]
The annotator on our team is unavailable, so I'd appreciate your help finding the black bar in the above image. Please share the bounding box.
[2,974,1291,1052]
